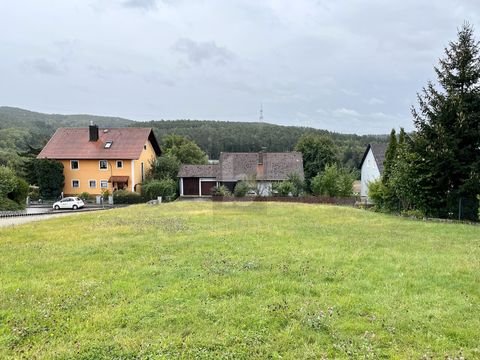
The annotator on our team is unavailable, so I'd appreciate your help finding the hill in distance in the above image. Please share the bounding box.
[0,106,387,170]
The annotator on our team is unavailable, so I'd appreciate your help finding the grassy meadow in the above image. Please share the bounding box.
[0,202,479,359]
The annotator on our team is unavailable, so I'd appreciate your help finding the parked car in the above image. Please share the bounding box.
[53,197,85,210]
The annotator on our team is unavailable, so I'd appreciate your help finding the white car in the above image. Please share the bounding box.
[53,197,85,210]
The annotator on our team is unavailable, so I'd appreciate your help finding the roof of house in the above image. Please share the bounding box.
[178,152,304,181]
[359,143,388,174]
[37,127,161,160]
[177,164,218,178]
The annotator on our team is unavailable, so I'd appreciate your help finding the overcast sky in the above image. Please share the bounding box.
[1,1,479,134]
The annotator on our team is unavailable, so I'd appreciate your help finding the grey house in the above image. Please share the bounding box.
[178,152,304,197]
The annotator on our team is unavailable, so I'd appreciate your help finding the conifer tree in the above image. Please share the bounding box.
[382,129,397,185]
[410,23,480,219]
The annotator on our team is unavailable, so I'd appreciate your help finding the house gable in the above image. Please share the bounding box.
[360,143,387,199]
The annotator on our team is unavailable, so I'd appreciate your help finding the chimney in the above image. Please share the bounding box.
[257,151,265,179]
[258,147,266,164]
[89,122,99,142]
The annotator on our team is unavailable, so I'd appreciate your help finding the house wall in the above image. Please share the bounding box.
[61,159,132,195]
[257,181,272,196]
[132,140,157,193]
[360,148,381,199]
[60,139,157,195]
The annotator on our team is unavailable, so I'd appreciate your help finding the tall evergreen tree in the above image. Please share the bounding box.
[382,129,397,184]
[398,128,406,146]
[410,23,480,220]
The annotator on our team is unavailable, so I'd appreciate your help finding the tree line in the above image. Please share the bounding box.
[0,107,386,182]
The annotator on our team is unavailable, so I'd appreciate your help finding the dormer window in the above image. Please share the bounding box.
[104,141,113,149]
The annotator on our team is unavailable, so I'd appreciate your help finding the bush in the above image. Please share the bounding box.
[368,178,399,211]
[28,186,40,201]
[0,167,28,210]
[273,181,295,196]
[287,172,305,197]
[0,166,17,197]
[311,164,354,197]
[367,179,387,207]
[78,192,91,201]
[142,179,177,201]
[101,189,110,200]
[113,190,144,204]
[0,197,23,211]
[147,155,180,181]
[8,177,29,206]
[211,185,231,197]
[234,181,250,197]
[34,159,64,199]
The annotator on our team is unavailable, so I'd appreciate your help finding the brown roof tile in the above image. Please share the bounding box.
[37,127,161,160]
[177,152,304,181]
[178,165,218,178]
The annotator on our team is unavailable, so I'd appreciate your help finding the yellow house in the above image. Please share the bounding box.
[37,124,161,195]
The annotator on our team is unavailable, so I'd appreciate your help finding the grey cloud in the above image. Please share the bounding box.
[24,58,66,76]
[123,0,157,10]
[88,65,134,79]
[172,38,234,65]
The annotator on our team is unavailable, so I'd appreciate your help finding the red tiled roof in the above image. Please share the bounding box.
[37,127,161,160]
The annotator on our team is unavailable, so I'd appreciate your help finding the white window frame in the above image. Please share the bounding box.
[89,180,97,189]
[116,160,123,169]
[72,179,80,188]
[71,160,79,170]
[100,180,108,189]
[99,160,108,170]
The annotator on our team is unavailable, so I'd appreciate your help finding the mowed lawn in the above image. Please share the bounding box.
[0,202,479,359]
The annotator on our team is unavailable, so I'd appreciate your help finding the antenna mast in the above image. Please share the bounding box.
[259,103,264,122]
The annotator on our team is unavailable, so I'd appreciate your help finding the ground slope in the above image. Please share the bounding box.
[0,203,478,359]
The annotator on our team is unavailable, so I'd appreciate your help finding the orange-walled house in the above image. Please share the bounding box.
[37,123,161,195]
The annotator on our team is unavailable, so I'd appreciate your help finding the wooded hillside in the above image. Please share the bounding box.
[0,106,387,172]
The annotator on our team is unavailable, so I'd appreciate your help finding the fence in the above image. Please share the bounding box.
[445,197,479,222]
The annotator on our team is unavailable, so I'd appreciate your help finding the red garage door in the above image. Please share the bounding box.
[201,181,216,196]
[183,178,199,196]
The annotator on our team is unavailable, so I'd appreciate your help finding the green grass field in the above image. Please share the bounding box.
[0,202,479,359]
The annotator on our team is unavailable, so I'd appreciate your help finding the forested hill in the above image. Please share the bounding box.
[0,106,387,170]
[133,120,387,168]
[0,106,133,144]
